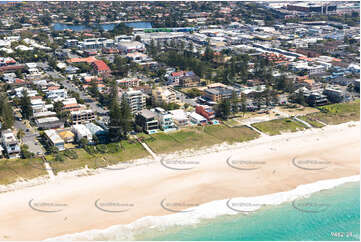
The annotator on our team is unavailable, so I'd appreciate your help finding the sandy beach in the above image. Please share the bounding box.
[0,122,359,241]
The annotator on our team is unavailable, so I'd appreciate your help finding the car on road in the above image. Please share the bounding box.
[35,142,38,145]
[26,128,30,132]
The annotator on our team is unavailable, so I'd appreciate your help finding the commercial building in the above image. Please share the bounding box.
[135,109,159,134]
[118,41,145,53]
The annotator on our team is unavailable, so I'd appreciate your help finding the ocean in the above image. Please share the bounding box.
[47,177,360,241]
[134,182,360,241]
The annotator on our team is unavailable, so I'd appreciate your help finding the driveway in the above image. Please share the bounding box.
[15,120,44,155]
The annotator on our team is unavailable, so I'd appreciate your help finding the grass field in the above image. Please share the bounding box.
[252,118,308,136]
[139,125,259,154]
[47,141,149,173]
[202,125,260,143]
[0,157,47,185]
[298,115,325,128]
[306,100,360,125]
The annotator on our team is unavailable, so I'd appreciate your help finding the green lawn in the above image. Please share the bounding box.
[298,115,325,128]
[223,119,241,127]
[306,100,360,125]
[202,125,260,144]
[252,118,308,136]
[0,157,47,185]
[47,141,149,173]
[140,125,259,154]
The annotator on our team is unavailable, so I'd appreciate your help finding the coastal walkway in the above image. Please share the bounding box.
[41,156,55,179]
[133,135,158,160]
[294,115,313,129]
[246,124,268,136]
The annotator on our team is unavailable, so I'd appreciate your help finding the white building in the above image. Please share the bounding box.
[72,124,93,143]
[151,107,177,132]
[169,109,189,126]
[44,129,65,151]
[123,89,146,114]
[152,87,177,106]
[189,112,207,125]
[118,41,145,53]
[1,129,20,159]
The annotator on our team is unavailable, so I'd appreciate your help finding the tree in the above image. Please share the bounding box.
[240,95,247,117]
[89,78,99,98]
[79,137,88,148]
[216,98,231,120]
[20,90,33,119]
[135,35,141,42]
[231,91,239,114]
[17,129,25,140]
[119,95,132,138]
[0,95,14,129]
[108,81,122,141]
[39,14,52,26]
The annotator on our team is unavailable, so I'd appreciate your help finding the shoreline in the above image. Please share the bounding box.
[45,175,360,241]
[0,121,359,240]
[0,121,357,193]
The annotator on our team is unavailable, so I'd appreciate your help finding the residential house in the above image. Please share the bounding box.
[1,129,20,159]
[58,130,75,143]
[72,124,93,143]
[195,105,215,121]
[44,129,65,151]
[92,60,111,77]
[189,112,207,125]
[135,109,159,134]
[169,109,189,126]
[179,72,200,87]
[151,107,177,132]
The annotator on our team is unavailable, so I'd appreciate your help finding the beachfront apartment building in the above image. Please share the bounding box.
[135,109,159,134]
[151,107,177,132]
[189,112,207,125]
[1,129,20,159]
[195,105,215,121]
[70,109,95,125]
[123,89,146,114]
[44,129,65,151]
[169,109,189,126]
[152,87,176,106]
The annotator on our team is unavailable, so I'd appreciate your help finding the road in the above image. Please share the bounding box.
[48,70,108,116]
[14,120,44,155]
